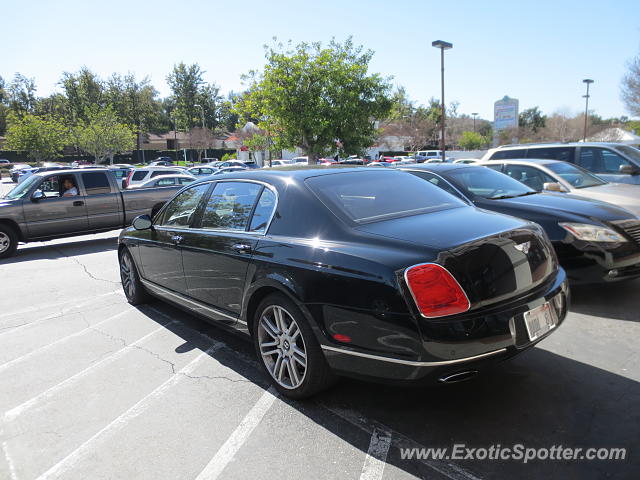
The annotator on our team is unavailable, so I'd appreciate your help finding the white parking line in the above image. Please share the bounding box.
[0,307,134,372]
[0,290,121,321]
[322,405,482,480]
[3,319,175,421]
[35,342,224,480]
[1,441,18,480]
[360,428,392,480]
[195,386,278,480]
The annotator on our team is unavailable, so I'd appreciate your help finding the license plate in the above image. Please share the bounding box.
[523,301,558,341]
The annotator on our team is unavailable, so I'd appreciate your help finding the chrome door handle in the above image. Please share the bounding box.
[171,235,184,244]
[232,243,252,253]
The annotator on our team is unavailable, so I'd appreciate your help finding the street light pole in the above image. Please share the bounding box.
[194,103,206,160]
[472,112,478,133]
[582,79,594,142]
[432,40,453,161]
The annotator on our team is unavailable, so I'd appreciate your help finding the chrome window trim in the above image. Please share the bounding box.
[321,345,507,366]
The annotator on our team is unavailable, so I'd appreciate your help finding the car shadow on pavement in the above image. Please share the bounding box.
[569,279,640,322]
[3,236,119,265]
[135,300,639,480]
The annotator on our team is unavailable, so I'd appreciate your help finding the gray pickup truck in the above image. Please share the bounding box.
[0,168,183,258]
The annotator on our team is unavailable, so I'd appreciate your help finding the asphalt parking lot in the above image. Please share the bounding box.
[0,177,638,480]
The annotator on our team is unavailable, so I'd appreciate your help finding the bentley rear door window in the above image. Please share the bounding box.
[200,181,262,231]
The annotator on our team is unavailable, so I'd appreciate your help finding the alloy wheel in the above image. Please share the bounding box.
[120,253,135,299]
[258,305,307,389]
[0,232,10,254]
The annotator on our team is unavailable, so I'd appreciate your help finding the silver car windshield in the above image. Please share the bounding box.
[4,175,40,199]
[546,162,606,189]
[616,145,640,164]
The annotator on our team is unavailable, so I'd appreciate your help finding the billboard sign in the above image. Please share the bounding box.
[494,96,519,130]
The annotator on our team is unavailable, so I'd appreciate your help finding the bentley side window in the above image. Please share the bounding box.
[155,183,210,227]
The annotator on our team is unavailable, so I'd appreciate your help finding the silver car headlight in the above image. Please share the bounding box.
[559,222,628,243]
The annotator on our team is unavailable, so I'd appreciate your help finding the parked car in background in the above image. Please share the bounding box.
[291,157,308,165]
[148,157,174,166]
[9,164,32,182]
[216,160,248,169]
[338,158,365,165]
[118,167,567,398]
[398,163,640,284]
[107,166,133,186]
[367,161,394,167]
[128,174,196,189]
[202,157,219,164]
[483,142,640,185]
[16,166,68,184]
[483,159,640,217]
[124,167,186,188]
[187,166,218,177]
[0,159,10,165]
[453,158,481,164]
[243,162,260,169]
[0,168,183,258]
[265,160,292,167]
[213,167,249,175]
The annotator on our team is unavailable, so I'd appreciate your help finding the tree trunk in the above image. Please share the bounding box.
[307,152,319,165]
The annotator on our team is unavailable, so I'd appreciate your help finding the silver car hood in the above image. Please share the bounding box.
[569,183,640,217]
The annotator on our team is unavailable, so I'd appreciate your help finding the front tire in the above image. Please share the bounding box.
[119,248,150,305]
[252,293,335,399]
[0,224,19,259]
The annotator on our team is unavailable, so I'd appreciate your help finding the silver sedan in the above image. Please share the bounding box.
[483,159,640,217]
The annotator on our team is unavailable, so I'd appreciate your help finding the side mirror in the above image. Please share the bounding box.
[543,182,566,192]
[619,164,639,175]
[132,214,153,231]
[31,190,45,201]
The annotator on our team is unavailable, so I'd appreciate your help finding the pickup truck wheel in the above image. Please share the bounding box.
[0,225,18,259]
[119,249,150,305]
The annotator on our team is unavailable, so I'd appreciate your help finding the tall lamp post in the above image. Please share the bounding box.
[432,40,453,160]
[194,103,206,160]
[471,112,478,132]
[582,79,594,142]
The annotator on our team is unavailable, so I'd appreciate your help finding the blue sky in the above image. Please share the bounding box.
[3,0,640,120]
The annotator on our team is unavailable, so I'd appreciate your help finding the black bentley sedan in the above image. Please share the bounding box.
[118,167,568,398]
[397,163,640,284]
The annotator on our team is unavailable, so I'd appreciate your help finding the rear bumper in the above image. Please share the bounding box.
[320,269,568,384]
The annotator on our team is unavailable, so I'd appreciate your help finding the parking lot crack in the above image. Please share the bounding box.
[48,245,120,285]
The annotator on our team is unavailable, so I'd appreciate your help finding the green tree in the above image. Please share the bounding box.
[458,131,485,150]
[74,106,135,165]
[621,50,640,117]
[59,67,104,124]
[0,76,8,134]
[5,112,68,165]
[166,63,221,131]
[7,73,37,114]
[519,106,546,133]
[237,38,392,163]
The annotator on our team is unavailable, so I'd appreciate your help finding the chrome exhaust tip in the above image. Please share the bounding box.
[438,370,479,384]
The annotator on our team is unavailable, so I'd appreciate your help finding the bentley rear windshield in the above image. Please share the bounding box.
[306,170,466,224]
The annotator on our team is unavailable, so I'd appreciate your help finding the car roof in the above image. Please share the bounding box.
[194,165,407,186]
[494,142,626,150]
[395,163,473,174]
[34,168,111,177]
[481,158,560,166]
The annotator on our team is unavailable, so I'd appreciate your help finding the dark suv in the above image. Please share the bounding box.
[482,142,640,185]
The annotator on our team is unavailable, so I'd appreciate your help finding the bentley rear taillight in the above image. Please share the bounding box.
[404,263,470,318]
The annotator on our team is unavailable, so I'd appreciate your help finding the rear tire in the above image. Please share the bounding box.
[252,293,335,399]
[0,224,19,259]
[119,248,150,305]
